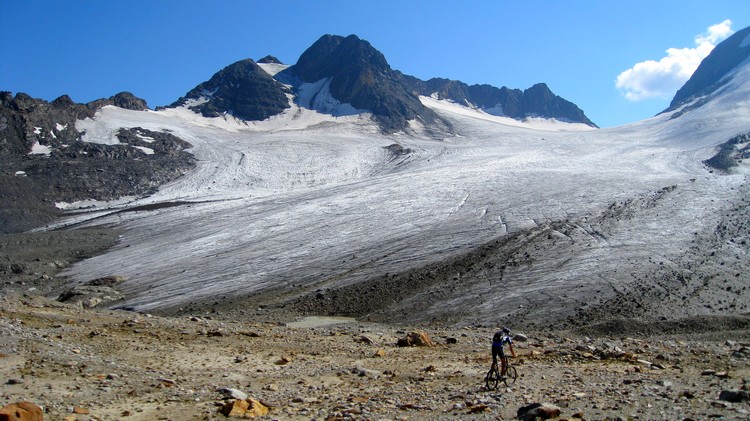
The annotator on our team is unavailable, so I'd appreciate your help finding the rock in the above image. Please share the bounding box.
[576,344,597,353]
[373,349,386,358]
[517,402,561,421]
[357,335,375,345]
[715,371,730,379]
[220,398,269,418]
[262,384,278,392]
[0,401,44,421]
[680,390,696,399]
[446,337,458,344]
[275,356,292,365]
[513,333,529,342]
[396,331,434,347]
[354,367,382,378]
[6,378,23,385]
[221,399,250,417]
[56,285,124,308]
[157,378,177,387]
[719,390,749,403]
[219,387,248,401]
[467,404,490,414]
[84,275,127,287]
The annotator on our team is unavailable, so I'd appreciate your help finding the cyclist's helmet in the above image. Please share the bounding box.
[502,327,510,334]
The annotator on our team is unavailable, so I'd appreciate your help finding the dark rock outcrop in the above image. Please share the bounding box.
[665,25,750,115]
[0,92,195,233]
[703,132,750,172]
[170,59,290,121]
[87,92,149,111]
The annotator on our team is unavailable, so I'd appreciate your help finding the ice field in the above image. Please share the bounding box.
[56,63,750,324]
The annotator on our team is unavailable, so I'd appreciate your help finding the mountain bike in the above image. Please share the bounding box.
[485,357,517,389]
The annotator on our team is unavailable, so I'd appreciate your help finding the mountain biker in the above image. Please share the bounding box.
[492,327,516,377]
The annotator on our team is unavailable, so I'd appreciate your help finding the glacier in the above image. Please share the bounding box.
[54,63,750,326]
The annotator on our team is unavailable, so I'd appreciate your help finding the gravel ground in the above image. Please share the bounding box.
[1,293,749,420]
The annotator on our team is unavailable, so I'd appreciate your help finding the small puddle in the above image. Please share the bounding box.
[286,316,356,328]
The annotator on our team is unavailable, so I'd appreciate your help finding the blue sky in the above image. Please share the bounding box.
[2,1,748,128]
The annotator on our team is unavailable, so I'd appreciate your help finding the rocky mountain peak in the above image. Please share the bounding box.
[283,34,451,133]
[169,58,290,121]
[258,55,283,64]
[292,34,390,84]
[110,92,149,110]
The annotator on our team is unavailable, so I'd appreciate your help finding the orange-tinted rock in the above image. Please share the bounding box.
[0,402,44,421]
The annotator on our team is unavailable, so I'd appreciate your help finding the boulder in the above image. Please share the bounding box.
[245,399,269,417]
[517,402,561,421]
[0,401,44,421]
[220,398,269,418]
[719,390,749,403]
[396,331,434,347]
[56,285,124,308]
[513,333,529,342]
[218,387,248,401]
[221,399,249,417]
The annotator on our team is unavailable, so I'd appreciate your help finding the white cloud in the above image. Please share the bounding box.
[616,20,734,101]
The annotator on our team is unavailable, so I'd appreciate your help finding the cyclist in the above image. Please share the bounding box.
[492,327,516,377]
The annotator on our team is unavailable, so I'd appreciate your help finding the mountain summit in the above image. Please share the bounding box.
[279,34,452,133]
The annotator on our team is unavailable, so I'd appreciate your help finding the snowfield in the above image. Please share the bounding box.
[57,66,750,326]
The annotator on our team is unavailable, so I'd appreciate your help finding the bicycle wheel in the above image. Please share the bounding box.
[485,365,500,390]
[502,365,517,386]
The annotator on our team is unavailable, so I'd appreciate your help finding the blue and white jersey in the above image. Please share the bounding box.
[492,331,512,348]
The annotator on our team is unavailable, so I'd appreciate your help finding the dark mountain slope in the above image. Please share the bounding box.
[664,25,750,115]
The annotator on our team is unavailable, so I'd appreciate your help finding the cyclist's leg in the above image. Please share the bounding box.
[491,346,500,370]
[500,355,508,377]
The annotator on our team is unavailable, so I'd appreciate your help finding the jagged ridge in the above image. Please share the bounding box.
[402,76,597,127]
